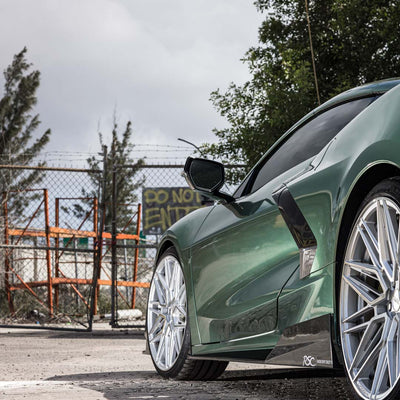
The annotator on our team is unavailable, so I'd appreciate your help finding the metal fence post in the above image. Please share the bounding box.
[2,192,14,314]
[111,142,117,327]
[55,197,60,311]
[132,203,142,309]
[43,189,53,316]
[93,196,99,315]
[89,146,107,329]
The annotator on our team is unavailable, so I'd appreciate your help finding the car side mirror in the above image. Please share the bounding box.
[183,157,234,203]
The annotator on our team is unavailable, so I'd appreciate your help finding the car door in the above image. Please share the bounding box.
[190,167,303,344]
[190,96,376,345]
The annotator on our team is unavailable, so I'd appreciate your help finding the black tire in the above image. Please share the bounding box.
[146,247,228,380]
[339,177,400,400]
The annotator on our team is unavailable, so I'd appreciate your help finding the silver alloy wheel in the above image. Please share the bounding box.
[147,254,187,371]
[340,197,400,400]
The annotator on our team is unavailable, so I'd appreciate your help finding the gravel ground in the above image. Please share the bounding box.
[0,324,355,400]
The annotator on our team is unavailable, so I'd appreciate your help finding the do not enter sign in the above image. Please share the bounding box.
[142,187,203,235]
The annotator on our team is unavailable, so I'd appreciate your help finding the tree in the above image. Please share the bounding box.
[202,0,400,183]
[75,117,145,233]
[0,47,51,220]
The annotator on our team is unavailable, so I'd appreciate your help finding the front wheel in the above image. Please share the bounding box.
[146,247,228,380]
[340,178,400,400]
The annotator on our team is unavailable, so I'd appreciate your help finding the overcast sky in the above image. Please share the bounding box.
[0,1,264,164]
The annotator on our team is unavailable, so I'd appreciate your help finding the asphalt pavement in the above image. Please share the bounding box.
[0,325,354,399]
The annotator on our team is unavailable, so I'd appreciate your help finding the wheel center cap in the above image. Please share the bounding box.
[162,303,176,318]
[161,307,168,315]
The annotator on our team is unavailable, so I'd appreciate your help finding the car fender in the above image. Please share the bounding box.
[286,83,400,274]
[155,205,214,346]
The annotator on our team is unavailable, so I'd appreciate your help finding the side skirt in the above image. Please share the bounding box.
[266,314,334,368]
[188,349,270,364]
[189,314,336,369]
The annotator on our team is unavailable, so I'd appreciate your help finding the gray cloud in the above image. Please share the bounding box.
[0,0,263,162]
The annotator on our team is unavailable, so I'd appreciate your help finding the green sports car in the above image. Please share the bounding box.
[146,78,400,400]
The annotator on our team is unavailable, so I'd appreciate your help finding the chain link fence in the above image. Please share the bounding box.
[0,157,244,330]
[111,164,189,328]
[0,164,102,329]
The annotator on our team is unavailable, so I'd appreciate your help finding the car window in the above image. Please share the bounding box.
[233,171,252,198]
[248,96,376,194]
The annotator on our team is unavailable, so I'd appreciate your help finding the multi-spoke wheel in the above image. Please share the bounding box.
[340,179,400,400]
[147,248,187,372]
[146,247,228,380]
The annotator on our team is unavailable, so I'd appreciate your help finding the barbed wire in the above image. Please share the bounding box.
[1,146,195,158]
[0,144,193,156]
[0,141,211,170]
[132,144,193,149]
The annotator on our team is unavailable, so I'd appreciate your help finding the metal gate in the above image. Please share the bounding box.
[0,165,103,330]
[0,153,151,331]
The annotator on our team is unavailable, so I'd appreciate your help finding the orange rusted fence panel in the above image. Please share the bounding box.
[2,184,149,330]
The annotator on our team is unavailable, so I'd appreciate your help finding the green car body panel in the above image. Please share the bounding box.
[156,79,400,362]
